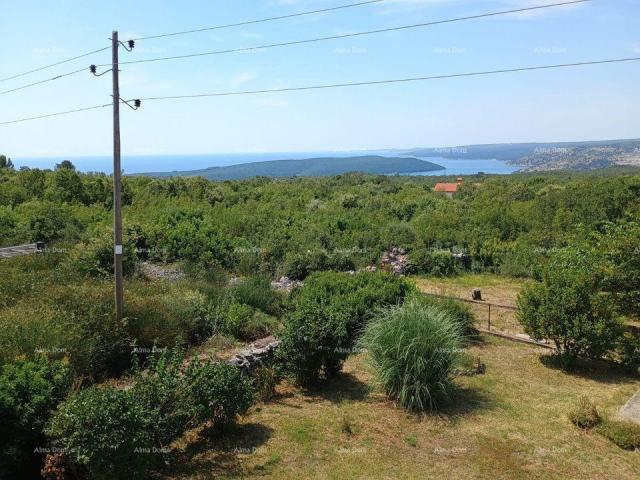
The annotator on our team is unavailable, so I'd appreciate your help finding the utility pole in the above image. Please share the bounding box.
[112,30,124,321]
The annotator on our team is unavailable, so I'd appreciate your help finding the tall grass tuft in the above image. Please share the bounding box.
[359,299,463,412]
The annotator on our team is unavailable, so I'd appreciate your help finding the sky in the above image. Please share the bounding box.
[0,0,639,159]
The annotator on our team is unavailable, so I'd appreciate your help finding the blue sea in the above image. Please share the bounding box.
[12,151,518,176]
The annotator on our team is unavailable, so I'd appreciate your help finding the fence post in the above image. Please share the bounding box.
[488,303,491,331]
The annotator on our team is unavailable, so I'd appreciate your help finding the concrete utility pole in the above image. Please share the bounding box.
[112,30,124,321]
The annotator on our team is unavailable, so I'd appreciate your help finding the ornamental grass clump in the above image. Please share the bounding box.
[359,299,463,412]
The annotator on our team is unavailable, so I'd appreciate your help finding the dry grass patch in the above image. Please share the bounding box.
[160,335,639,480]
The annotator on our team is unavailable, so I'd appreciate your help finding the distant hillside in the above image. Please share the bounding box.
[407,139,640,171]
[137,155,444,180]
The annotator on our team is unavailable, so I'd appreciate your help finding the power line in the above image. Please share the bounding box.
[0,67,87,96]
[1,0,588,93]
[102,1,592,68]
[0,46,109,83]
[0,1,381,84]
[3,56,637,126]
[135,57,640,101]
[0,103,111,126]
[132,0,386,41]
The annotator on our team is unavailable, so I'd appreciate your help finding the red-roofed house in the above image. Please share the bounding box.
[434,177,463,198]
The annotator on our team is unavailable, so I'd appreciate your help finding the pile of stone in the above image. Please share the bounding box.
[227,336,281,375]
[139,262,185,281]
[380,247,408,275]
[270,276,303,292]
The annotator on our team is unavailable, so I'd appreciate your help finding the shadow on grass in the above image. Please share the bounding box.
[302,371,372,404]
[435,385,494,419]
[162,422,274,479]
[539,354,638,385]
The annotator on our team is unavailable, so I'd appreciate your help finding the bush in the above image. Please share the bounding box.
[254,366,278,401]
[131,348,253,441]
[68,231,137,278]
[414,294,476,336]
[568,396,601,429]
[358,299,463,411]
[277,296,349,386]
[228,275,283,316]
[184,360,255,431]
[46,386,155,480]
[126,286,214,350]
[617,332,640,374]
[220,302,279,341]
[407,249,459,276]
[597,420,640,450]
[278,272,413,385]
[48,350,254,479]
[0,358,72,476]
[0,284,130,380]
[517,248,624,363]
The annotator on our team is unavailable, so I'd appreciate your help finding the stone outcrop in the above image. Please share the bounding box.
[380,247,408,275]
[270,276,303,292]
[227,336,281,375]
[139,262,185,281]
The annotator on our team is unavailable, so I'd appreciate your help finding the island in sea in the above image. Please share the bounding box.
[136,155,444,180]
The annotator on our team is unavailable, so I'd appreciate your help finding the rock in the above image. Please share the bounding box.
[380,247,408,275]
[227,337,281,376]
[270,276,303,292]
[139,262,185,281]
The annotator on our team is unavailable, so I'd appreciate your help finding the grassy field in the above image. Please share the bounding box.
[413,274,530,335]
[161,335,639,480]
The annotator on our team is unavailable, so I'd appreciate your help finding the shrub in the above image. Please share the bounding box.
[0,358,72,476]
[253,366,278,402]
[67,231,137,278]
[278,272,413,385]
[0,284,130,380]
[407,249,459,276]
[52,285,131,379]
[46,386,155,480]
[617,332,640,374]
[358,300,463,411]
[218,301,279,341]
[185,360,255,431]
[568,396,601,429]
[131,348,254,438]
[517,248,624,363]
[597,420,640,450]
[228,275,283,316]
[126,286,214,350]
[277,297,350,386]
[48,350,254,479]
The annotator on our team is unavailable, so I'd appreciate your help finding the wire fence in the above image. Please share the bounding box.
[421,292,555,349]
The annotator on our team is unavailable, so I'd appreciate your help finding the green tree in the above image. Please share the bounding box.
[517,248,624,364]
[0,155,14,169]
[44,165,85,204]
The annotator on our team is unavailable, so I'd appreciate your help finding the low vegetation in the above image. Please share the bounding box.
[0,159,638,478]
[46,348,254,479]
[277,271,413,385]
[360,299,463,411]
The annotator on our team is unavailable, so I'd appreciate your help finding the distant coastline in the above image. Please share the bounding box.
[134,155,445,180]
